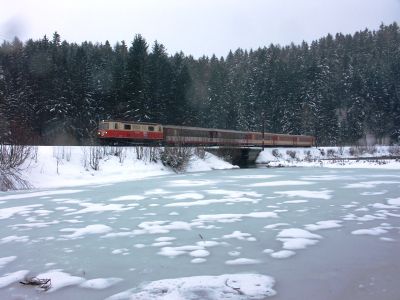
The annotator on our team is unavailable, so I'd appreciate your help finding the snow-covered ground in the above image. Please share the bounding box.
[19,146,236,190]
[8,145,400,191]
[257,146,400,169]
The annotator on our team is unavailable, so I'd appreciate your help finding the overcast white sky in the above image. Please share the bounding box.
[1,0,399,57]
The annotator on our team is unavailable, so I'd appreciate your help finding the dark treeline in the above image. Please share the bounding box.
[0,23,399,146]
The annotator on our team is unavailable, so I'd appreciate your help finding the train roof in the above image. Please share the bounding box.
[163,124,314,138]
[101,120,162,126]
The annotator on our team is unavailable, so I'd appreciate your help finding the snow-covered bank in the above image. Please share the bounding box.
[10,145,400,191]
[256,146,400,169]
[19,146,235,190]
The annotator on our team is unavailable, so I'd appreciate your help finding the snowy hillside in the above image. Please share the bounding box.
[20,147,236,190]
[257,146,400,169]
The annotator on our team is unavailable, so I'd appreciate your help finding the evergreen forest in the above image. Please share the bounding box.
[0,23,399,146]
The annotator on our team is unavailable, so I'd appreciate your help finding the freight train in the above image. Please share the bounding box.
[97,120,315,147]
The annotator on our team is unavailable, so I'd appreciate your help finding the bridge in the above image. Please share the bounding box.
[205,147,263,167]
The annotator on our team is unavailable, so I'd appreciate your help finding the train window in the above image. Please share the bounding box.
[148,126,154,131]
[124,124,131,130]
[100,123,109,130]
[114,123,118,130]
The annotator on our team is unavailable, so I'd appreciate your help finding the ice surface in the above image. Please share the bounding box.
[1,167,400,299]
[205,189,262,198]
[165,197,259,207]
[0,190,83,201]
[249,180,315,187]
[345,181,400,188]
[105,273,276,300]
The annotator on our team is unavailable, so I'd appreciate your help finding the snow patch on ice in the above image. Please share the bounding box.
[110,195,146,201]
[274,190,332,200]
[225,258,261,265]
[277,228,322,239]
[0,256,17,268]
[60,224,112,239]
[80,277,122,289]
[304,220,342,231]
[190,258,207,264]
[65,202,132,215]
[264,223,290,229]
[278,238,320,250]
[222,231,255,241]
[205,189,262,198]
[0,270,30,288]
[270,250,296,259]
[282,200,309,204]
[351,227,388,236]
[164,193,205,200]
[0,204,43,220]
[105,273,276,300]
[249,180,315,187]
[197,212,278,223]
[36,269,84,292]
[387,197,400,206]
[168,180,216,187]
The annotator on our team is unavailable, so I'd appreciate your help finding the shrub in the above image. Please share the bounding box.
[389,146,400,156]
[304,150,313,162]
[286,150,296,159]
[194,147,206,160]
[272,149,281,158]
[0,144,34,191]
[82,147,103,171]
[327,149,337,158]
[160,147,193,172]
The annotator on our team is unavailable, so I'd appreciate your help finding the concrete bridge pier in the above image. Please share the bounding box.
[206,147,262,167]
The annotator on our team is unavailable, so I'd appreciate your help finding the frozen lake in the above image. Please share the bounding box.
[1,167,400,299]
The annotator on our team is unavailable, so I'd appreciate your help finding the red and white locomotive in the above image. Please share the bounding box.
[97,120,315,147]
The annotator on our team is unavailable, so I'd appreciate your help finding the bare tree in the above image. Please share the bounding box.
[0,144,35,191]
